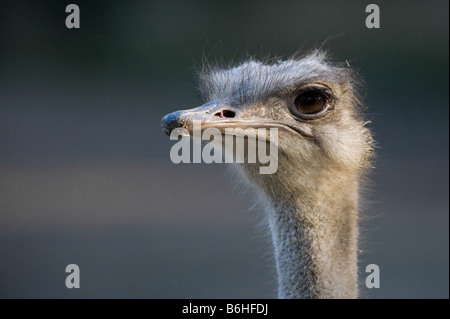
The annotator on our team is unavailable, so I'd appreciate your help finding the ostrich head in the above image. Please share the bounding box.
[161,51,374,298]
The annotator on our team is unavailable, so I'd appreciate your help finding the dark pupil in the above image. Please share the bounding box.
[302,92,321,104]
[295,91,325,114]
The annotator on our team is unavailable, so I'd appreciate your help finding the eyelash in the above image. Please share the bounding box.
[292,86,336,102]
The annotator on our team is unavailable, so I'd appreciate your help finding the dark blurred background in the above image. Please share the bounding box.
[0,0,448,298]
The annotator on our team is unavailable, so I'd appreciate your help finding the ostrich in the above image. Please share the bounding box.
[160,51,373,299]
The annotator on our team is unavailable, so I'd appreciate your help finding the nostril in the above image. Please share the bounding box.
[222,110,236,118]
[214,109,236,118]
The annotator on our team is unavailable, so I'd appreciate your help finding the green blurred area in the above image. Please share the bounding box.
[1,0,448,95]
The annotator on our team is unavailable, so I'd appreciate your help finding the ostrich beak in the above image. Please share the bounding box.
[161,101,314,138]
[161,101,237,136]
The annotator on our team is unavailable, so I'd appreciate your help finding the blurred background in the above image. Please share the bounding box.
[0,0,448,298]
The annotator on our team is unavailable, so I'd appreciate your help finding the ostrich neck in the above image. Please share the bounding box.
[263,171,360,299]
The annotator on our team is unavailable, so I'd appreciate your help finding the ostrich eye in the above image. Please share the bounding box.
[294,90,327,115]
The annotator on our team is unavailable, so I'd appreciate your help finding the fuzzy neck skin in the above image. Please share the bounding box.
[246,166,360,299]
